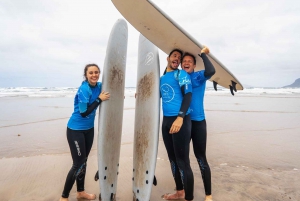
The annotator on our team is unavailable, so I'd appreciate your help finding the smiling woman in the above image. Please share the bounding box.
[59,63,110,201]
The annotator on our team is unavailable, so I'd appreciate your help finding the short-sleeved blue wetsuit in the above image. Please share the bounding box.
[160,69,194,200]
[189,70,209,121]
[161,69,192,116]
[67,81,102,130]
[62,80,102,198]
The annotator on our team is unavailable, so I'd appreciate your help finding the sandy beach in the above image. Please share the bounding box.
[0,88,300,201]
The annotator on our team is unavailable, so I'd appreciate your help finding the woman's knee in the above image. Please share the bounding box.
[71,161,87,177]
[196,157,209,169]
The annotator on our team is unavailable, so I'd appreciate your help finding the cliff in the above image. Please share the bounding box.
[283,78,300,88]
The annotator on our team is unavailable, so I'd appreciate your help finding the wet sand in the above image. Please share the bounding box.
[0,92,300,200]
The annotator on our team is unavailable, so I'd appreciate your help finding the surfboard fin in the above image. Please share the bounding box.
[94,170,99,181]
[153,175,157,186]
[213,81,218,91]
[231,80,237,92]
[229,85,235,96]
[110,193,116,201]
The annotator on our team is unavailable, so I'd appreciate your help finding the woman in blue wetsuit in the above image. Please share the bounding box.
[161,49,194,201]
[181,47,215,201]
[60,64,110,201]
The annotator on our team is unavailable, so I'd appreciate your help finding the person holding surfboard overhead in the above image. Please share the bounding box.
[60,64,110,201]
[160,49,194,201]
[181,46,215,201]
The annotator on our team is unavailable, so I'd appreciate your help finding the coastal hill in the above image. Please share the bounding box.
[283,78,300,88]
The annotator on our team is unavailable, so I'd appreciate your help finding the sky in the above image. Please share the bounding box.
[0,0,299,88]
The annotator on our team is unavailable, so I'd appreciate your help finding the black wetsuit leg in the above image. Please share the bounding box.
[162,115,194,200]
[61,127,94,198]
[191,119,211,195]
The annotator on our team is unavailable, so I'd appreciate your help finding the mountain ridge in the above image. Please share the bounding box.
[283,78,300,88]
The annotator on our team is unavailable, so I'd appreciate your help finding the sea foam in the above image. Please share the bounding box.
[0,87,299,98]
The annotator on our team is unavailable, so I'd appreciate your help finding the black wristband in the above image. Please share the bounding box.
[178,111,185,118]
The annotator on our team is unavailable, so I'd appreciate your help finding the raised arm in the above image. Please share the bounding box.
[198,46,216,78]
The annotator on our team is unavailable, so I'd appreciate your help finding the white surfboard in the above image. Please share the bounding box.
[132,34,160,201]
[97,19,128,201]
[111,0,243,94]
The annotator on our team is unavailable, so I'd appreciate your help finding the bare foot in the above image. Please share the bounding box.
[77,191,96,200]
[162,190,185,200]
[205,195,213,201]
[59,198,68,201]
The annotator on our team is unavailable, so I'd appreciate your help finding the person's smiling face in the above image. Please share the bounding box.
[167,51,182,70]
[86,66,100,86]
[182,55,196,74]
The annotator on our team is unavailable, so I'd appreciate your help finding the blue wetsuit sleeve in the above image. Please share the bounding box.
[79,98,102,117]
[77,83,102,117]
[178,70,192,118]
[199,53,216,78]
[178,70,192,93]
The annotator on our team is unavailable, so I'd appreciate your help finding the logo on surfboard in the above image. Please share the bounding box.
[145,52,154,65]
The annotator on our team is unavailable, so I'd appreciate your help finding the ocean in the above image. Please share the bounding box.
[1,87,300,98]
